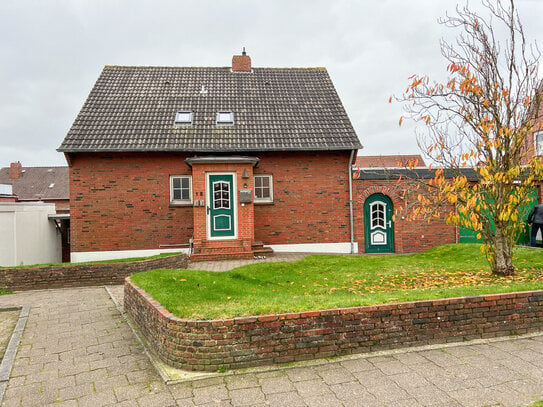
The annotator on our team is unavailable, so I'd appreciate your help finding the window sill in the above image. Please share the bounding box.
[169,202,193,207]
[254,201,274,206]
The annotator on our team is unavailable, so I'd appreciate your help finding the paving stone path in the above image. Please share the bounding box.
[0,286,542,406]
[187,253,308,272]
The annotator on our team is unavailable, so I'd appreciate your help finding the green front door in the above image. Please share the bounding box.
[208,174,235,238]
[364,193,394,253]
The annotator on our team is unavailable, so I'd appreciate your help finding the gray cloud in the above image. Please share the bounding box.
[1,0,541,167]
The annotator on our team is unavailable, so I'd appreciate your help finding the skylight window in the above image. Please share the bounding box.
[216,111,234,125]
[174,111,193,125]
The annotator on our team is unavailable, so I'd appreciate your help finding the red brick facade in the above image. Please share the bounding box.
[68,151,353,257]
[254,152,351,246]
[69,152,194,253]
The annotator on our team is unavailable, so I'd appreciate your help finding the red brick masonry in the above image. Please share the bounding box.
[124,279,543,372]
[0,254,188,291]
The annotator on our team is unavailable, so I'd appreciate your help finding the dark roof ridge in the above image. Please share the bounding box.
[103,65,328,71]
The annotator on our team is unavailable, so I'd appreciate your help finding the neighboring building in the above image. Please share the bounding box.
[0,162,70,262]
[0,203,61,267]
[0,162,69,212]
[58,51,362,262]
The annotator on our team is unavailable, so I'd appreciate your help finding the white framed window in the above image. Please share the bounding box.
[535,131,543,155]
[369,201,386,229]
[170,175,192,204]
[254,175,273,203]
[174,111,193,125]
[216,111,234,125]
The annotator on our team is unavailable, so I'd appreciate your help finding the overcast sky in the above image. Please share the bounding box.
[1,0,542,168]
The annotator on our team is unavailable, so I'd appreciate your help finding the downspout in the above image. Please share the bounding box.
[348,150,355,254]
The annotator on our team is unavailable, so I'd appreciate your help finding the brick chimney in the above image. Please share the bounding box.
[9,162,22,179]
[232,48,251,72]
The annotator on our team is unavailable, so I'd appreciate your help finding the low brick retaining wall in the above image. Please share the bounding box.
[124,278,543,371]
[0,254,188,291]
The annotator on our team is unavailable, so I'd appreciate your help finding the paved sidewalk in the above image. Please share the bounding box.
[187,253,308,272]
[0,286,542,406]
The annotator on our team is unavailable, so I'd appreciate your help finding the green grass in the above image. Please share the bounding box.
[1,252,181,269]
[529,401,543,407]
[0,290,11,296]
[130,244,543,320]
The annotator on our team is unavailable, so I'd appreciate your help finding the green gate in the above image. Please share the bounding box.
[458,187,538,245]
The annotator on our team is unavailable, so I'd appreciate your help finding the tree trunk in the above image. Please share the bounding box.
[491,227,515,276]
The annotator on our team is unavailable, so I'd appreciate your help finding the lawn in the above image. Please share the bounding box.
[130,244,543,319]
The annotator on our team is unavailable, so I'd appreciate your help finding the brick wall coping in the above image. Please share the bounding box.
[0,253,188,291]
[126,278,543,325]
[124,277,543,371]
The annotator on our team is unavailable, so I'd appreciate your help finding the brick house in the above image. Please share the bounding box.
[0,162,69,212]
[58,52,363,262]
[0,162,71,262]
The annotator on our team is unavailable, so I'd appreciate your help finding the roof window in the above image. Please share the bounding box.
[216,111,234,125]
[174,111,193,125]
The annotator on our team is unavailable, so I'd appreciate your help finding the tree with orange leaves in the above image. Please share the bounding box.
[397,0,543,275]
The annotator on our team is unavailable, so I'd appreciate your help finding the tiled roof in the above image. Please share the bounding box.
[0,167,69,201]
[355,155,426,169]
[58,66,362,153]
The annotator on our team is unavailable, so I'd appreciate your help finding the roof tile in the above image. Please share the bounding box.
[58,66,362,152]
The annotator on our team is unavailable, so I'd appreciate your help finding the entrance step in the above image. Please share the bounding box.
[190,251,254,262]
[190,240,274,262]
[251,241,274,257]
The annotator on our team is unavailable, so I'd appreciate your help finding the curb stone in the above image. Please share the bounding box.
[0,304,29,405]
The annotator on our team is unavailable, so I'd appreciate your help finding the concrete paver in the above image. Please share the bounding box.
[0,286,542,406]
[187,253,309,272]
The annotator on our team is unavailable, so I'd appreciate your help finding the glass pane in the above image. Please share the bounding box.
[181,178,189,189]
[537,132,543,154]
[255,188,262,199]
[261,177,269,187]
[261,187,270,198]
[181,189,189,201]
[175,112,191,123]
[173,190,181,200]
[218,112,233,122]
[173,178,181,189]
[255,177,262,188]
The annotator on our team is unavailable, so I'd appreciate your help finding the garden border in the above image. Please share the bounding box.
[124,278,543,372]
[0,254,188,291]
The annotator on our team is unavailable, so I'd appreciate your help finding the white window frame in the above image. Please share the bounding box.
[369,201,386,230]
[216,111,234,125]
[253,175,273,203]
[535,131,543,156]
[174,111,193,126]
[170,175,192,205]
